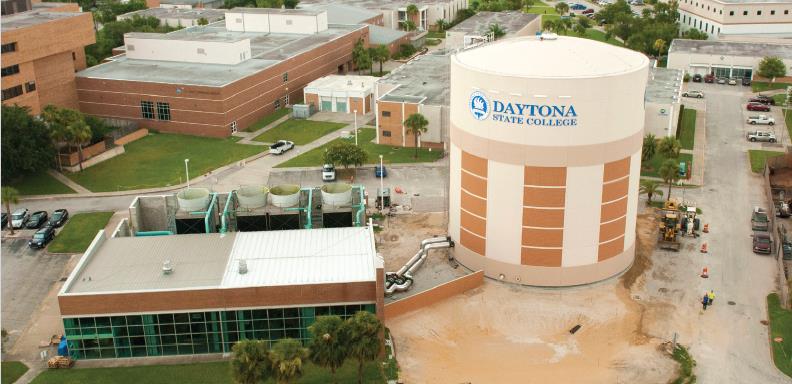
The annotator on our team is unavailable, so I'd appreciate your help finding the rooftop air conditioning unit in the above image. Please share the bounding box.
[239,260,248,274]
[162,260,174,275]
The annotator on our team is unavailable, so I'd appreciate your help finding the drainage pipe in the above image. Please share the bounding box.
[385,235,453,295]
[135,231,173,237]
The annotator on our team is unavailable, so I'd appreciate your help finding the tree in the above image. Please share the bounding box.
[344,311,383,384]
[269,338,308,384]
[542,19,556,32]
[401,19,417,31]
[1,105,55,184]
[554,1,569,15]
[41,105,93,172]
[283,0,299,8]
[351,38,371,74]
[639,179,663,205]
[324,141,368,169]
[681,28,708,40]
[309,316,348,383]
[435,19,450,32]
[758,56,787,80]
[197,17,209,25]
[230,339,271,384]
[642,134,656,163]
[404,113,429,159]
[574,15,591,36]
[522,0,536,11]
[488,23,506,39]
[255,0,283,7]
[2,188,20,236]
[406,4,419,20]
[370,45,390,76]
[554,17,572,35]
[653,38,667,57]
[658,158,680,198]
[657,136,681,159]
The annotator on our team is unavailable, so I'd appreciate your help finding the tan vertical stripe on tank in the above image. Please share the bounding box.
[598,157,630,261]
[521,166,566,266]
[460,151,488,255]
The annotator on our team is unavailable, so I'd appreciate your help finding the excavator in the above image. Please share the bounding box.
[658,199,682,251]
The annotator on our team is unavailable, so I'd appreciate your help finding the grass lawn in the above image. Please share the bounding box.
[8,172,75,196]
[2,361,29,384]
[641,152,694,178]
[558,28,624,47]
[752,81,791,93]
[243,108,291,132]
[773,94,788,106]
[678,108,698,150]
[30,360,385,384]
[786,109,792,140]
[277,128,443,168]
[426,31,445,39]
[748,150,785,173]
[48,212,113,253]
[252,119,347,145]
[767,293,792,378]
[66,133,261,192]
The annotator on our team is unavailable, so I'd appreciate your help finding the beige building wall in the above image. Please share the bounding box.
[679,0,792,37]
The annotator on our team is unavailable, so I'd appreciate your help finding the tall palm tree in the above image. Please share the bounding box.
[230,339,271,384]
[344,311,383,384]
[2,187,19,236]
[406,4,419,22]
[269,338,308,384]
[309,316,349,383]
[403,113,429,159]
[658,159,680,199]
[657,136,681,159]
[639,179,664,205]
[401,20,416,31]
[370,45,390,76]
[435,19,450,32]
[69,120,92,172]
[642,134,656,163]
[554,1,569,16]
[653,38,667,57]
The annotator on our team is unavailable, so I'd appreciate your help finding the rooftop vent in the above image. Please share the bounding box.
[162,260,174,275]
[239,260,248,275]
[348,80,353,86]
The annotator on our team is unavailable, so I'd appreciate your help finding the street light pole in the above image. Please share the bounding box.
[379,154,384,211]
[184,159,190,189]
[354,109,358,146]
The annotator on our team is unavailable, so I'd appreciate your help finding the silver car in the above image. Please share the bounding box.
[746,130,777,143]
[682,90,704,98]
[10,208,29,229]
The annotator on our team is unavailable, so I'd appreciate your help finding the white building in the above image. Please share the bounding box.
[445,11,540,49]
[117,7,225,28]
[678,0,792,39]
[667,38,792,79]
[303,75,378,114]
[645,66,683,138]
[299,0,469,31]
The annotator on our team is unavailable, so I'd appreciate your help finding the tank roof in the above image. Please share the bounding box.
[453,35,649,79]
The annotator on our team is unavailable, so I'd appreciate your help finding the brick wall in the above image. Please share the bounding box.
[377,100,419,147]
[114,128,149,146]
[383,271,484,319]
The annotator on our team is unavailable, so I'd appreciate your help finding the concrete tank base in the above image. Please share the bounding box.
[452,242,635,287]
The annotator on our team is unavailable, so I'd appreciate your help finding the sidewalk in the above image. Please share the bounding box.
[689,106,707,186]
[236,114,290,145]
[47,170,90,194]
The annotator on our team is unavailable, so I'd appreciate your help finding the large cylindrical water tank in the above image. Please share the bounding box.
[237,185,269,209]
[448,36,649,286]
[321,183,352,207]
[176,188,211,212]
[269,184,301,208]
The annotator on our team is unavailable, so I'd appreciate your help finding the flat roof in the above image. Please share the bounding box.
[305,75,378,92]
[160,0,223,4]
[379,51,451,105]
[1,10,83,31]
[718,0,792,3]
[299,0,441,10]
[369,24,409,45]
[64,227,379,295]
[645,66,682,104]
[76,23,365,87]
[669,38,792,60]
[118,7,226,21]
[229,7,324,15]
[306,3,379,24]
[454,35,649,79]
[448,11,537,36]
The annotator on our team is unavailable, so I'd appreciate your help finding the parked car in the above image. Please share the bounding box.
[752,207,770,231]
[691,74,703,82]
[747,102,771,112]
[375,165,388,178]
[753,232,773,254]
[749,95,775,105]
[268,140,294,155]
[28,226,55,249]
[682,90,704,98]
[1,213,6,228]
[742,77,752,86]
[746,115,775,125]
[704,74,715,83]
[10,208,29,229]
[570,3,587,10]
[322,164,336,182]
[582,8,595,14]
[783,240,792,260]
[717,77,727,84]
[26,211,48,229]
[48,209,69,227]
[746,130,777,142]
[728,78,738,85]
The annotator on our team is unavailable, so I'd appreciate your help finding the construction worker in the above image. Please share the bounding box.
[708,290,715,305]
[702,293,709,310]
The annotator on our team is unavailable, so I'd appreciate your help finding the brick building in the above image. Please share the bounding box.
[1,2,95,114]
[303,75,377,114]
[76,8,369,137]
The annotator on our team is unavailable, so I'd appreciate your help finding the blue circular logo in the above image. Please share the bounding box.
[469,91,489,121]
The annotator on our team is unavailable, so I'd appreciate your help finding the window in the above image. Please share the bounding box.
[197,48,205,55]
[72,52,76,61]
[1,64,19,77]
[25,81,35,93]
[743,10,748,15]
[772,10,776,15]
[141,101,155,119]
[381,110,391,117]
[1,42,16,53]
[786,10,789,14]
[230,121,238,133]
[730,10,734,15]
[156,102,171,121]
[757,10,762,15]
[2,85,23,101]
[274,99,281,110]
[282,72,288,82]
[382,130,392,137]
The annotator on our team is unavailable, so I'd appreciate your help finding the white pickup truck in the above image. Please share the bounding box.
[747,115,775,125]
[269,140,294,155]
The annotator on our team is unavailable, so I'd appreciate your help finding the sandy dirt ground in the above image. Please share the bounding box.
[376,212,450,271]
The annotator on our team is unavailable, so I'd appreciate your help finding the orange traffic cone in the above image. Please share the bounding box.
[701,267,709,278]
[700,242,708,253]
[703,223,709,233]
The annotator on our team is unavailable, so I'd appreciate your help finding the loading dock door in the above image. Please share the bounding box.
[335,99,347,113]
[321,100,332,111]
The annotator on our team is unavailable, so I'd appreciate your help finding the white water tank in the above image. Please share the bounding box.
[269,184,301,208]
[237,185,269,209]
[176,188,211,212]
[321,183,352,207]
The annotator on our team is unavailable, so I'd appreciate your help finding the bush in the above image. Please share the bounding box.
[683,73,690,83]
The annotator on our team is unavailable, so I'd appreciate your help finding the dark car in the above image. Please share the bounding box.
[783,240,792,260]
[375,165,388,178]
[747,103,771,112]
[749,95,775,105]
[48,209,69,228]
[742,77,752,86]
[28,226,55,249]
[752,207,770,231]
[1,213,6,228]
[26,211,48,229]
[753,232,773,254]
[692,74,702,82]
[704,74,715,83]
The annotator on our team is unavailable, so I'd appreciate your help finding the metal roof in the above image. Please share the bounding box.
[448,11,538,36]
[307,3,380,24]
[378,51,451,106]
[369,24,409,45]
[669,39,792,60]
[645,66,682,104]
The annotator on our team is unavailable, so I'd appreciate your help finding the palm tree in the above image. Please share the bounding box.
[653,38,667,57]
[269,338,308,384]
[309,316,349,383]
[542,19,556,32]
[370,45,390,76]
[488,23,506,39]
[230,339,271,384]
[435,19,450,32]
[554,1,569,16]
[639,179,664,205]
[406,4,419,22]
[556,17,572,34]
[401,19,416,31]
[658,158,680,199]
[69,120,92,172]
[344,311,383,384]
[657,136,681,159]
[642,134,656,163]
[2,187,19,236]
[403,113,429,159]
